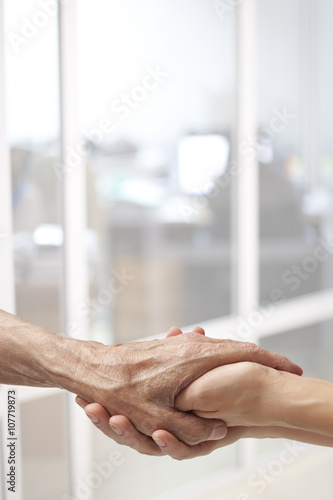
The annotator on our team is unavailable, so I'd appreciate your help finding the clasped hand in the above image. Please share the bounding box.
[75,327,307,459]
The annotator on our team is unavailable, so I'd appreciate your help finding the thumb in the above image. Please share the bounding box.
[157,408,227,445]
[174,384,195,412]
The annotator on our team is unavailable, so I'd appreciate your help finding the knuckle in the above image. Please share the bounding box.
[182,331,200,339]
[187,379,211,408]
[244,341,260,359]
[184,435,200,446]
[175,426,200,446]
[180,421,212,445]
[178,341,202,359]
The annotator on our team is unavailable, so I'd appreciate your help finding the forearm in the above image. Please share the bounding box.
[244,426,333,447]
[263,372,333,438]
[0,309,89,391]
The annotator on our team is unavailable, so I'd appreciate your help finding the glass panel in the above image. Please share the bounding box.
[258,0,333,304]
[5,0,62,333]
[261,321,333,383]
[21,394,69,500]
[78,0,235,343]
[4,2,70,498]
[77,2,238,498]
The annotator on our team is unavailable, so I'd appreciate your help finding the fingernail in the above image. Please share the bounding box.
[110,424,124,436]
[75,397,85,408]
[85,412,100,424]
[153,437,166,448]
[209,425,227,441]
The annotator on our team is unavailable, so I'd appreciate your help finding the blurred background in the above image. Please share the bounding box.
[1,0,333,499]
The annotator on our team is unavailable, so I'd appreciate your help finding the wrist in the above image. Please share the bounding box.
[269,374,333,436]
[232,363,281,427]
[41,336,103,395]
[260,370,310,428]
[0,310,89,389]
[0,309,108,395]
[244,426,281,439]
[253,367,297,427]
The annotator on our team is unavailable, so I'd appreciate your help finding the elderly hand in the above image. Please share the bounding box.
[75,395,248,459]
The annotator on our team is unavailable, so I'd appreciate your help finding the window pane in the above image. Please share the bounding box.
[5,0,62,333]
[77,1,238,497]
[261,321,333,383]
[78,0,235,343]
[4,2,70,498]
[258,0,333,304]
[21,394,69,500]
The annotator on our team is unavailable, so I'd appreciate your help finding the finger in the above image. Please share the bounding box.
[246,344,303,376]
[175,386,194,412]
[177,335,303,376]
[76,397,110,423]
[152,427,246,460]
[76,399,163,456]
[84,404,163,456]
[166,326,205,338]
[166,326,183,338]
[84,402,111,424]
[151,428,244,460]
[76,397,113,427]
[152,430,218,460]
[192,409,219,419]
[152,407,227,446]
[75,395,90,408]
[108,415,163,456]
[76,395,222,451]
[191,326,205,336]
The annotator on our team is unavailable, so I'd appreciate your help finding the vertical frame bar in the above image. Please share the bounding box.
[300,0,319,191]
[0,0,15,315]
[0,386,6,500]
[58,1,92,497]
[58,0,89,339]
[234,0,259,469]
[234,0,258,318]
[0,3,22,499]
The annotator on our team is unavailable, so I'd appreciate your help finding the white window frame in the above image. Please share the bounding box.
[58,1,92,495]
[1,0,333,498]
[0,0,21,497]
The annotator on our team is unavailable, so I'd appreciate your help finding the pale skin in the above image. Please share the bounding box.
[0,310,302,450]
[79,327,333,459]
[176,361,333,438]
